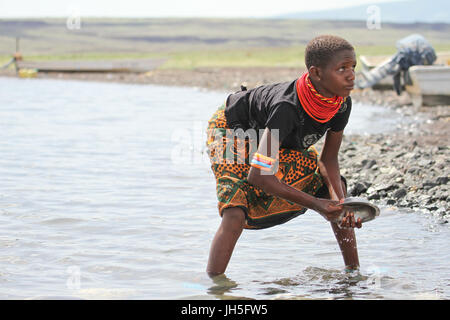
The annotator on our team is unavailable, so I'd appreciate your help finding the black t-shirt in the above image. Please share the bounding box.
[224,79,352,151]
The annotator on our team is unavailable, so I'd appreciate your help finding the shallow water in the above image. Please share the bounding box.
[0,77,448,300]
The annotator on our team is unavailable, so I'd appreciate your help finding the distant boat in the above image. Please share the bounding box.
[358,53,450,106]
[16,58,166,73]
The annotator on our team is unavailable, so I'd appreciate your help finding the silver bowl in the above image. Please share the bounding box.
[338,197,380,223]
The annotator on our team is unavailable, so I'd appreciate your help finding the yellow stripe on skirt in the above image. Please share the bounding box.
[206,104,324,229]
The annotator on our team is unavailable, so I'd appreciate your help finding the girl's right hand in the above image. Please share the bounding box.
[312,198,344,223]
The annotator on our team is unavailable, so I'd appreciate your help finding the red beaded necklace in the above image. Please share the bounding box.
[296,72,344,123]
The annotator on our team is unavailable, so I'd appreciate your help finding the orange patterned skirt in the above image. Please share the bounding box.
[206,104,324,229]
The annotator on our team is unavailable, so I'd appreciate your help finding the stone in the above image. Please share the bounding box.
[393,188,407,199]
[367,193,380,200]
[407,166,421,174]
[350,182,369,196]
[423,180,437,188]
[362,159,377,169]
[436,176,449,185]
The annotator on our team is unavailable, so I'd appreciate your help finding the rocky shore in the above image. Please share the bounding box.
[2,67,449,221]
[340,95,450,223]
[339,125,449,220]
[337,93,449,222]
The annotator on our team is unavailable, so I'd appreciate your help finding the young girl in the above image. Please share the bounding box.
[205,35,361,276]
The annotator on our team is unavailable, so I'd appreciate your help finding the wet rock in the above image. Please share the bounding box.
[418,195,432,204]
[367,193,380,200]
[436,176,449,185]
[407,166,421,174]
[418,159,434,167]
[426,204,439,211]
[395,177,404,184]
[350,182,369,196]
[361,159,376,169]
[394,151,407,158]
[393,188,407,199]
[423,180,438,188]
[435,207,447,216]
[386,199,396,205]
[369,182,398,193]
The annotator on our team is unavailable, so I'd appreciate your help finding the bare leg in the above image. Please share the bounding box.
[206,207,246,276]
[329,181,360,270]
[330,222,359,270]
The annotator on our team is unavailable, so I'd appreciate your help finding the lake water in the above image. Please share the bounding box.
[0,77,448,300]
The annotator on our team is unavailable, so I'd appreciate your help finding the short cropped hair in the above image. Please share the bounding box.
[305,35,354,69]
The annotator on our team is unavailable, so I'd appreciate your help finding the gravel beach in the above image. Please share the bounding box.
[2,67,449,221]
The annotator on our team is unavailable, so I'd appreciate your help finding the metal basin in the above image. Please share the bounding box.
[339,197,380,223]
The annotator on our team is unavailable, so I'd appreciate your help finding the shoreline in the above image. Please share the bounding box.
[2,67,449,220]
